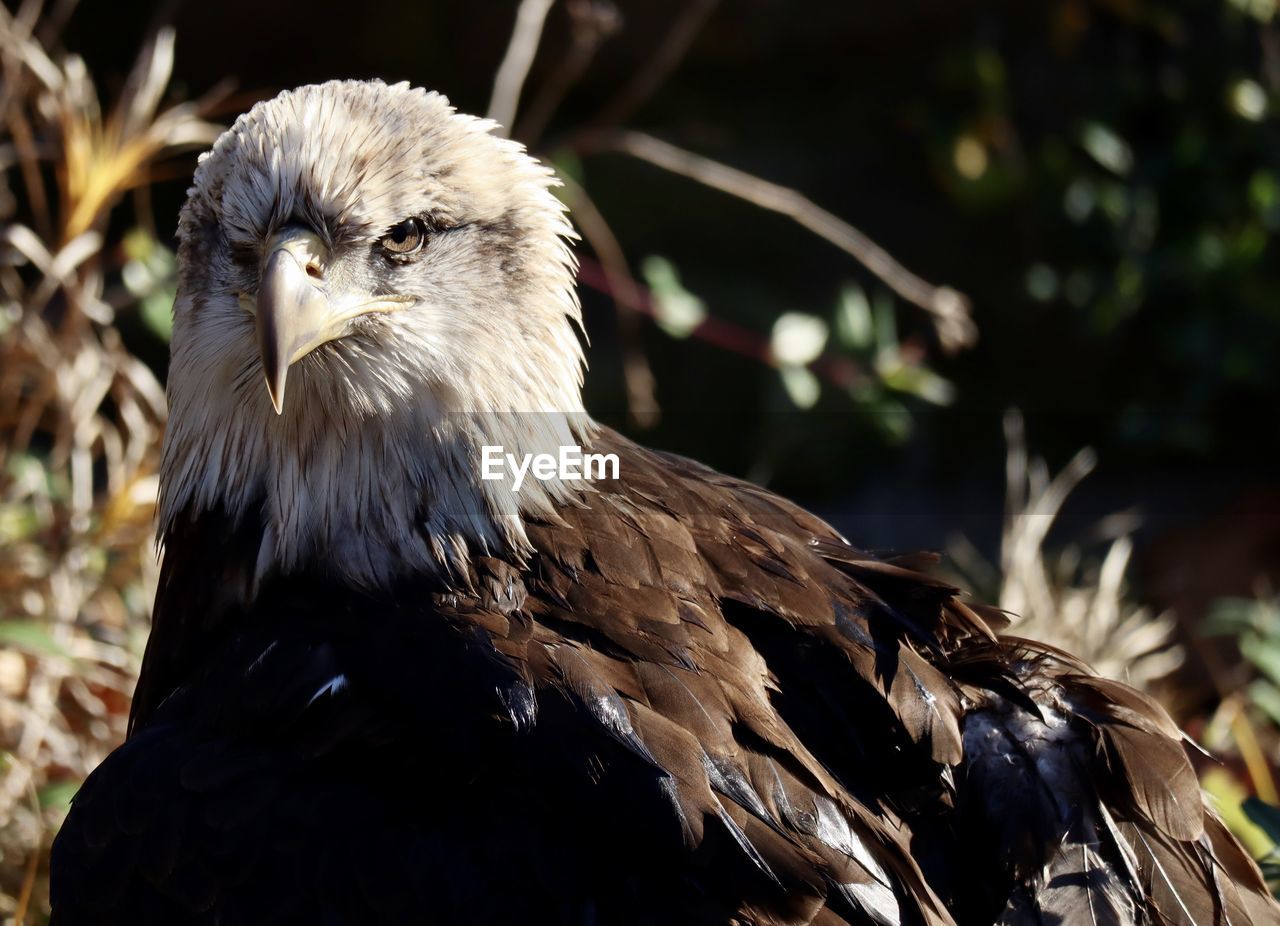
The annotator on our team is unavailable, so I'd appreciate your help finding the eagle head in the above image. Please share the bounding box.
[160,80,590,584]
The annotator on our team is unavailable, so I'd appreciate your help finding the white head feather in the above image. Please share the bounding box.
[160,80,591,587]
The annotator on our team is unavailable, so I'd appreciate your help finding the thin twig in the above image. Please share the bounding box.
[33,0,77,50]
[11,109,53,244]
[586,130,978,352]
[13,779,41,926]
[590,0,720,128]
[1226,697,1280,805]
[487,0,556,138]
[514,0,619,145]
[558,170,659,426]
[576,256,868,391]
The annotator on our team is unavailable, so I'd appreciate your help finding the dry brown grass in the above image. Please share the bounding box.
[0,7,218,920]
[948,411,1183,691]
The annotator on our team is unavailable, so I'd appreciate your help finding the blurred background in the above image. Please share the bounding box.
[2,0,1280,920]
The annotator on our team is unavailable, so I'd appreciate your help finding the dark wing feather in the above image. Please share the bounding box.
[515,429,1277,925]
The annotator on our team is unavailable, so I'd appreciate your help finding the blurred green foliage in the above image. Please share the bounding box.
[123,228,178,343]
[1206,597,1280,727]
[908,0,1280,468]
[1244,796,1280,895]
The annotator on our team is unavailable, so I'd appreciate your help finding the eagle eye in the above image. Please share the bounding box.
[379,217,428,256]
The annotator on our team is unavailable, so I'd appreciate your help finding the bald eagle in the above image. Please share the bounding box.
[50,81,1278,926]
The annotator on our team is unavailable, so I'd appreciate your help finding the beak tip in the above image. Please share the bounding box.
[264,372,286,415]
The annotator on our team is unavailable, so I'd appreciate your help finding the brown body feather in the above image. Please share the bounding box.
[57,428,1277,926]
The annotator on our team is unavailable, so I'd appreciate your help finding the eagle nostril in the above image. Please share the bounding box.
[304,261,324,281]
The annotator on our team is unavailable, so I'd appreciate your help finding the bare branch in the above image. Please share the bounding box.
[593,130,978,352]
[34,0,79,50]
[575,257,871,393]
[514,0,619,145]
[13,778,41,926]
[591,0,719,128]
[487,0,556,138]
[557,170,660,426]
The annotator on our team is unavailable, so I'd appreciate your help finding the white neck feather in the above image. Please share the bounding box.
[160,352,595,587]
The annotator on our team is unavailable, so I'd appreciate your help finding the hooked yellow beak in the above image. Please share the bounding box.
[254,225,412,414]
